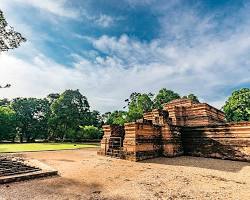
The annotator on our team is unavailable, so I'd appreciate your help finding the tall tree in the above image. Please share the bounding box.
[11,98,50,142]
[0,9,26,52]
[223,88,250,122]
[49,90,90,140]
[153,88,180,109]
[126,92,154,122]
[0,106,16,142]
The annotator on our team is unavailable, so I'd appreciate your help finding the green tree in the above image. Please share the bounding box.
[0,106,16,142]
[49,89,90,140]
[153,88,180,109]
[223,88,250,122]
[1,9,25,90]
[80,125,103,140]
[105,110,128,125]
[0,9,26,52]
[86,110,103,128]
[0,98,10,106]
[183,94,200,103]
[46,93,60,104]
[11,98,50,142]
[126,92,154,122]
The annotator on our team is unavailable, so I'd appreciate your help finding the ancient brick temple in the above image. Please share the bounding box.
[98,99,250,162]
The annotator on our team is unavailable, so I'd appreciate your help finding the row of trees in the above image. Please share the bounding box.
[0,90,103,142]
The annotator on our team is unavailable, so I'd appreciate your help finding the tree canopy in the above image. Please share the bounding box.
[0,106,16,142]
[49,90,91,140]
[182,94,200,103]
[104,110,128,125]
[0,9,26,52]
[126,92,154,122]
[0,90,103,142]
[223,88,250,122]
[153,88,180,109]
[0,10,26,89]
[11,98,50,142]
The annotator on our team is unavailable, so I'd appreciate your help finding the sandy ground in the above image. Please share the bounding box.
[0,148,249,200]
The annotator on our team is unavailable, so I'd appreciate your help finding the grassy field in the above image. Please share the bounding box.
[0,143,99,153]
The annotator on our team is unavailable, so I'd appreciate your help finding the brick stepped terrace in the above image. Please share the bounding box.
[98,98,250,162]
[0,155,58,184]
[0,157,41,177]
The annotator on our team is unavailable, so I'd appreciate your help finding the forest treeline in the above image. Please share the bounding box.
[0,90,103,142]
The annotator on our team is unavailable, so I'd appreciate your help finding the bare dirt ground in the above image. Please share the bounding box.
[0,148,249,200]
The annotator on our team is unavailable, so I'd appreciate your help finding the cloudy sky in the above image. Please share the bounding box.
[0,0,249,112]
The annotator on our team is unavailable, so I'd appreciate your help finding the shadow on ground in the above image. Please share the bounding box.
[35,177,130,200]
[141,156,250,172]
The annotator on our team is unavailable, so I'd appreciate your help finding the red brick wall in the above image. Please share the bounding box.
[181,122,250,161]
[123,122,162,161]
[163,100,225,127]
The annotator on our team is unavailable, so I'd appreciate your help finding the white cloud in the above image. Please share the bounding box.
[1,26,250,113]
[0,1,250,113]
[95,15,114,28]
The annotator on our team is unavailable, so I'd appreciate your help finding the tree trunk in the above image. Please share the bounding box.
[20,134,23,143]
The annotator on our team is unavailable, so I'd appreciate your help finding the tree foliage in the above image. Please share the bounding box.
[49,90,90,140]
[223,88,250,122]
[182,93,200,103]
[126,92,154,122]
[86,110,103,128]
[0,98,10,106]
[0,106,16,141]
[46,93,60,104]
[1,9,26,89]
[80,125,103,140]
[0,9,26,52]
[11,98,50,142]
[0,90,103,142]
[104,110,128,125]
[153,88,180,109]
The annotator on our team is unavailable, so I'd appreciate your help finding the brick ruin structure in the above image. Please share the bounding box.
[98,99,250,162]
[0,155,58,184]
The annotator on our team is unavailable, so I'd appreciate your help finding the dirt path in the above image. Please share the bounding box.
[0,148,249,200]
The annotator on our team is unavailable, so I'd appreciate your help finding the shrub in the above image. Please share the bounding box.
[80,125,103,140]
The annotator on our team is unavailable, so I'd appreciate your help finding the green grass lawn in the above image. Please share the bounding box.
[0,143,99,153]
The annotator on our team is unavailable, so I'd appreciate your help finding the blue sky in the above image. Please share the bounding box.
[0,0,249,112]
